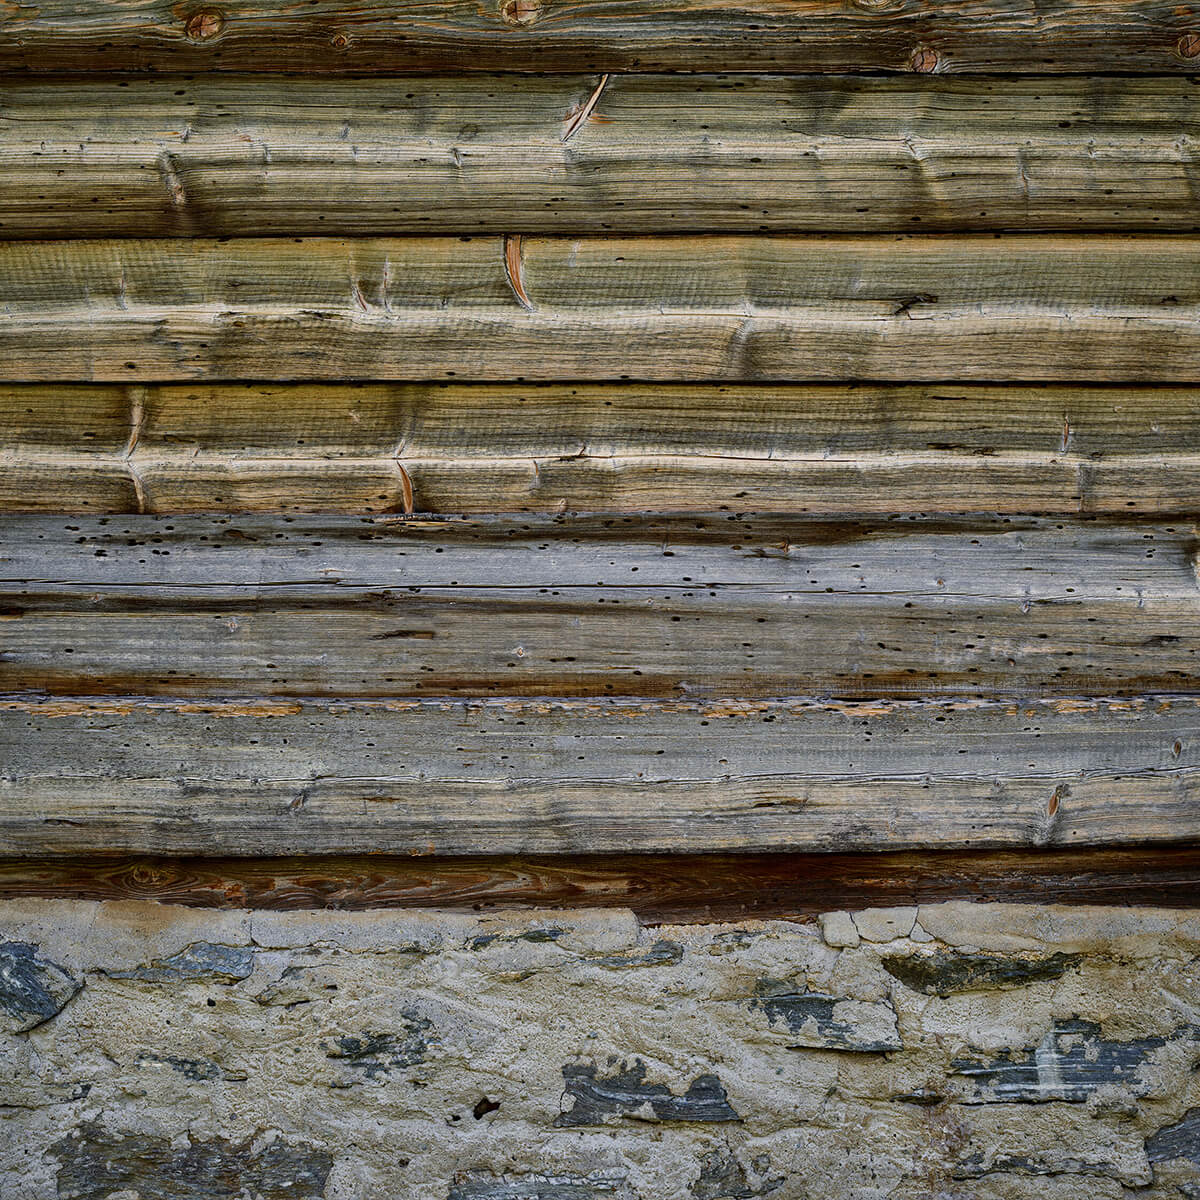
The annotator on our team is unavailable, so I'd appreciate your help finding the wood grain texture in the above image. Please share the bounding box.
[0,236,1198,383]
[7,382,1200,515]
[2,694,1199,856]
[4,75,1200,236]
[0,0,1196,74]
[3,514,1199,699]
[0,848,1195,921]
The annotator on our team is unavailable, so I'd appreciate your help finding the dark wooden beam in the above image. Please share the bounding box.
[0,849,1195,923]
[0,0,1196,74]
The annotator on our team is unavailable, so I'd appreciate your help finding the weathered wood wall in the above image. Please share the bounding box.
[4,9,1200,1200]
[0,6,1197,905]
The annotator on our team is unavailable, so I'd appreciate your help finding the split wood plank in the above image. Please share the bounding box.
[0,237,1198,382]
[0,0,1196,74]
[0,848,1195,918]
[6,383,1200,515]
[2,514,1199,698]
[1,694,1198,856]
[3,76,1200,236]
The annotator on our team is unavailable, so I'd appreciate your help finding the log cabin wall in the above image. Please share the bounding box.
[2,8,1200,1198]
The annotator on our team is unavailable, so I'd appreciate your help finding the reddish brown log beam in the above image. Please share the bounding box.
[0,848,1195,924]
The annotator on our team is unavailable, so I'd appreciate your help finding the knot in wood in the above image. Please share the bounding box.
[185,7,224,39]
[331,31,351,49]
[908,46,939,72]
[1178,32,1200,58]
[500,0,541,26]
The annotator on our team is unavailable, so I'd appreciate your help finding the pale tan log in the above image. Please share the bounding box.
[1,76,1199,235]
[0,237,1197,382]
[4,383,1200,514]
[0,0,1195,74]
[2,514,1199,698]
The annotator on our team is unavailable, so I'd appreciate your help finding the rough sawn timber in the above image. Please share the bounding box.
[3,75,1200,236]
[2,695,1199,856]
[8,382,1200,515]
[2,514,1199,698]
[0,236,1198,382]
[0,0,1197,74]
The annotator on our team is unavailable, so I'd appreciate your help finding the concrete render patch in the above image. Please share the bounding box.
[0,900,1198,1199]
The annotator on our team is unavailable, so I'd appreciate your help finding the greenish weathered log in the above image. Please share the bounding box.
[1,694,1198,855]
[6,383,1200,515]
[0,0,1195,74]
[2,76,1199,236]
[0,237,1197,382]
[2,514,1199,698]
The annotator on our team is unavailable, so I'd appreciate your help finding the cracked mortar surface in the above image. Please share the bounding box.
[1,900,1199,1199]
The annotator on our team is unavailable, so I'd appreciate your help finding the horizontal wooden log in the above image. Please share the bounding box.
[2,514,1199,698]
[0,237,1198,383]
[7,382,1200,515]
[3,76,1199,236]
[0,0,1196,74]
[1,694,1199,855]
[0,848,1194,920]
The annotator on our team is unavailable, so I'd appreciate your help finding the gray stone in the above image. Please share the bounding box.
[105,940,256,983]
[752,982,902,1052]
[881,950,1083,996]
[0,941,82,1033]
[689,1150,782,1199]
[449,1174,633,1199]
[952,1019,1188,1103]
[1147,1108,1200,1164]
[849,907,916,943]
[818,912,859,949]
[555,1061,740,1126]
[323,1013,435,1079]
[50,1123,332,1200]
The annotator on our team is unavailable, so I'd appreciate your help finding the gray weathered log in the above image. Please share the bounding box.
[1,693,1199,855]
[2,76,1199,237]
[0,237,1197,382]
[1,514,1199,698]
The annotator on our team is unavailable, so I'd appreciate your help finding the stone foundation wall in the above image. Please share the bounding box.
[2,900,1198,1199]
